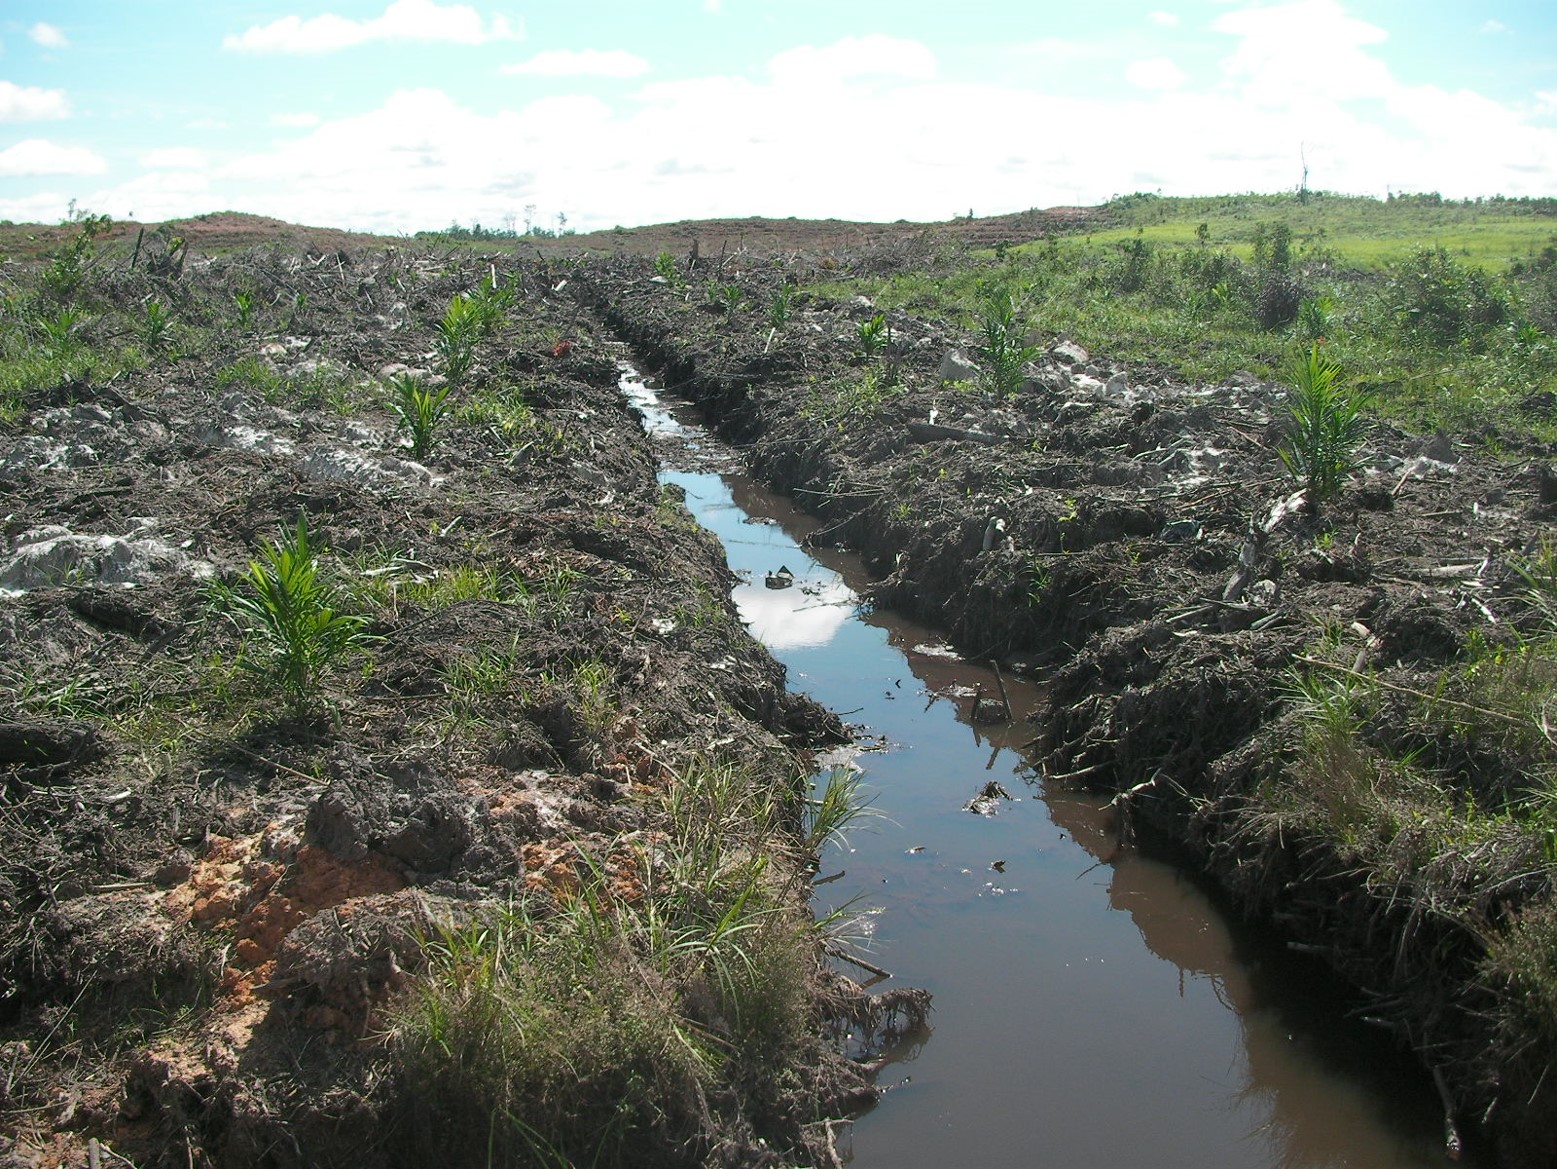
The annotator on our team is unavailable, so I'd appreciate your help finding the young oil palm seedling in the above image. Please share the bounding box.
[218,514,373,717]
[141,299,171,351]
[974,282,1041,398]
[856,311,889,360]
[653,250,682,287]
[1278,344,1371,506]
[233,289,257,328]
[388,372,451,460]
[36,306,87,359]
[436,294,483,385]
[1298,294,1337,342]
[717,283,746,314]
[467,275,513,337]
[769,284,794,330]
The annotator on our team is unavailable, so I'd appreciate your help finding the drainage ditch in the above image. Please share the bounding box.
[621,360,1468,1169]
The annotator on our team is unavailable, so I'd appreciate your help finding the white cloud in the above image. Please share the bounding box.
[1127,57,1187,90]
[271,112,323,127]
[502,49,649,78]
[1148,10,1180,27]
[1009,38,1105,65]
[140,147,208,170]
[1214,0,1392,106]
[768,35,936,86]
[30,22,69,49]
[66,25,1557,233]
[703,0,722,11]
[223,0,521,53]
[213,87,567,228]
[0,80,70,122]
[99,170,216,222]
[1481,19,1506,33]
[1201,1,1557,197]
[0,139,107,177]
[0,192,79,224]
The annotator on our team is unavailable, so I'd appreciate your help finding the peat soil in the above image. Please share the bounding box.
[577,251,1557,1168]
[0,247,902,1167]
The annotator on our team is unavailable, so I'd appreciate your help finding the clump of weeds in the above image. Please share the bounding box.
[392,756,874,1168]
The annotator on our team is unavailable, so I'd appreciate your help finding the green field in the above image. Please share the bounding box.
[809,191,1557,443]
[1074,191,1557,270]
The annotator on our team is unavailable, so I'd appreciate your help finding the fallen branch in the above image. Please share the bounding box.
[826,945,891,981]
[1046,761,1107,783]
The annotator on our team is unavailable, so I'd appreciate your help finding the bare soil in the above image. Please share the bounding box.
[0,244,885,1168]
[0,206,1104,267]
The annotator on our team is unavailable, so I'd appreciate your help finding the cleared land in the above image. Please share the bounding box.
[3,192,1557,1167]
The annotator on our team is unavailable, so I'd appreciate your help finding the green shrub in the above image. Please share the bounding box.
[1390,246,1509,349]
[1252,220,1293,273]
[1114,236,1152,294]
[40,212,112,302]
[1255,271,1304,330]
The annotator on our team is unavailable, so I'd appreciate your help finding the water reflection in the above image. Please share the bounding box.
[620,364,1465,1169]
[731,575,856,649]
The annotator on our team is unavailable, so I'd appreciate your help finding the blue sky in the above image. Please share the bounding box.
[1,0,1554,232]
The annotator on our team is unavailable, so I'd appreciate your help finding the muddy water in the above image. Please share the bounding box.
[621,367,1465,1169]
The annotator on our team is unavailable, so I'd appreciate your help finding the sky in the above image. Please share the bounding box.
[0,0,1555,234]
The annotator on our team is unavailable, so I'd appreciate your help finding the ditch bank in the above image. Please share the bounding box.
[576,253,1557,1168]
[0,248,919,1168]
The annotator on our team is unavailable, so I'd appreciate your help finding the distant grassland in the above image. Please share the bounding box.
[810,192,1557,444]
[1070,191,1557,270]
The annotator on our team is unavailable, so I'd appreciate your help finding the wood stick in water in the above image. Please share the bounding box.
[989,659,1014,722]
[826,945,892,981]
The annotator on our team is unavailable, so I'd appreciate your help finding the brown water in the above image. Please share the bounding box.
[624,366,1468,1169]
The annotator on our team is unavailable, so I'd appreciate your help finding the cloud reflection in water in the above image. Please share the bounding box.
[732,575,856,649]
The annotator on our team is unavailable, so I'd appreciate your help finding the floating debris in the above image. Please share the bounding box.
[964,780,1013,816]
